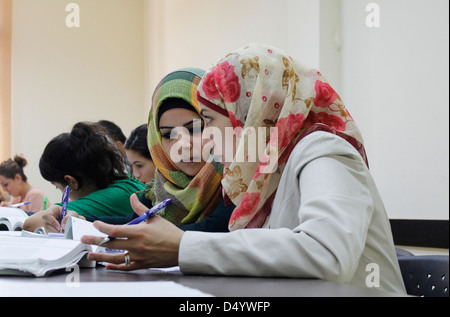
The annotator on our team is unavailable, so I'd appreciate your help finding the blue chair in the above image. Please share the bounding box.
[396,247,414,257]
[398,255,449,297]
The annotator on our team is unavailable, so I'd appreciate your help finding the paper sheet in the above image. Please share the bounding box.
[0,280,213,297]
[65,216,107,240]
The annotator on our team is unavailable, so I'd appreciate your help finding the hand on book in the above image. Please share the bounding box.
[22,205,84,233]
[42,205,84,232]
[81,193,184,271]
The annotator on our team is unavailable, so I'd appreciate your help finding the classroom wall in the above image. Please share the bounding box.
[11,0,145,204]
[0,0,12,161]
[340,0,449,220]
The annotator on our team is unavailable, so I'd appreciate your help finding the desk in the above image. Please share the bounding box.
[0,266,405,297]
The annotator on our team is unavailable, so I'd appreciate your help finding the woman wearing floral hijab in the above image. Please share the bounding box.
[84,44,406,295]
[196,44,368,231]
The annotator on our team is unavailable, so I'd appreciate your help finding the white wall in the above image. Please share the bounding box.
[340,0,449,220]
[144,0,324,113]
[11,0,145,204]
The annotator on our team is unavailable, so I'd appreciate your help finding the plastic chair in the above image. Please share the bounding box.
[398,255,449,297]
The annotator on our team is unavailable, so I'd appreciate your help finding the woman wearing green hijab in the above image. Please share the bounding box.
[39,68,234,233]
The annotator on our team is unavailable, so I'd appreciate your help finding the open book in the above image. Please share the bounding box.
[0,217,110,277]
[0,235,92,277]
[0,207,29,231]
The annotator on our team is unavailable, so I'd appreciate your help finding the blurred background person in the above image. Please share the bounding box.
[0,154,50,212]
[124,124,156,184]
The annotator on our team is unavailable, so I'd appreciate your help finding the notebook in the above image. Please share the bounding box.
[0,207,29,231]
[0,216,110,277]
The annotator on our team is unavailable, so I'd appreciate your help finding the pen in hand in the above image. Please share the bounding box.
[60,186,70,232]
[98,198,172,246]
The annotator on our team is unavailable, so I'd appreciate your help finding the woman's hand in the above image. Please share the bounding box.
[22,205,82,232]
[42,205,83,232]
[81,194,184,271]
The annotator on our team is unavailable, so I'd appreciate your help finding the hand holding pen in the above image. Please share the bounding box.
[81,194,182,270]
[98,198,172,246]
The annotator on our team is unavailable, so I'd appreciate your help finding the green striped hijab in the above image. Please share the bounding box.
[145,68,223,225]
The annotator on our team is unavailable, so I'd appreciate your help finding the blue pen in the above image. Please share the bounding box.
[98,198,172,246]
[60,185,70,228]
[11,201,31,208]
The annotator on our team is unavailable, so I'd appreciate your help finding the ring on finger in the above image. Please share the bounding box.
[124,252,131,267]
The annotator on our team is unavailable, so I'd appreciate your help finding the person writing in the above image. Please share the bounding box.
[22,122,146,231]
[0,154,50,212]
[35,68,234,233]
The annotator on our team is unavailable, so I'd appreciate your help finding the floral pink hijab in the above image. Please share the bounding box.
[197,43,368,231]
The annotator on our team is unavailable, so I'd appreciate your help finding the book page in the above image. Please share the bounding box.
[0,206,29,218]
[0,207,29,231]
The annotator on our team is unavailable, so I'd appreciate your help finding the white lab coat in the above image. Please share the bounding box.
[179,132,406,295]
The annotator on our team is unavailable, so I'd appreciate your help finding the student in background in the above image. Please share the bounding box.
[83,44,406,295]
[97,120,127,159]
[22,122,146,231]
[97,119,132,173]
[0,154,50,212]
[39,68,234,233]
[124,124,156,184]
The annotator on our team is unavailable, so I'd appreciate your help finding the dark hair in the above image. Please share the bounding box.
[39,122,127,189]
[124,124,151,161]
[0,154,28,182]
[97,120,126,144]
[157,98,197,124]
